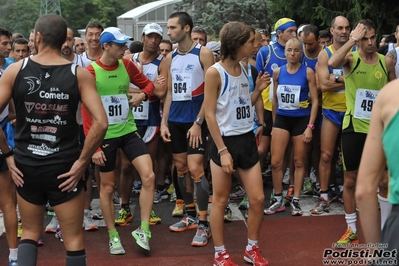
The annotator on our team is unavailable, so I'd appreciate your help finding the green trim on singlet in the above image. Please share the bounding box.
[92,60,137,139]
[343,51,388,133]
[382,110,399,204]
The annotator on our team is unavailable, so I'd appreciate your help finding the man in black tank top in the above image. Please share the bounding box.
[0,14,107,266]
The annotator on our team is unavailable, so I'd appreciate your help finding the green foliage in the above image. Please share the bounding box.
[0,0,156,37]
[176,0,272,37]
[0,0,41,37]
[268,0,399,36]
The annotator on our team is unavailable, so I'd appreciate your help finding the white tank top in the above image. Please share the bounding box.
[393,47,399,79]
[213,62,253,136]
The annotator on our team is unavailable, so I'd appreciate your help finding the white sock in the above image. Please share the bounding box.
[378,194,392,230]
[9,248,18,261]
[320,193,328,200]
[246,238,258,251]
[215,245,225,257]
[345,212,357,233]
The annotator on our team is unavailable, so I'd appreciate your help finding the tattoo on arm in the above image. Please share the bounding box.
[386,49,397,62]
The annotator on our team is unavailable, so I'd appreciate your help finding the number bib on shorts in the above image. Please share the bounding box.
[132,100,149,120]
[172,73,192,101]
[277,85,301,110]
[354,89,378,120]
[231,95,253,129]
[101,94,130,125]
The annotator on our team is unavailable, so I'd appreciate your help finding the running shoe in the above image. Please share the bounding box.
[84,211,98,231]
[224,204,233,222]
[154,189,168,203]
[169,190,177,202]
[191,224,211,247]
[172,199,184,217]
[115,208,133,226]
[336,227,359,248]
[55,225,63,242]
[132,181,142,193]
[37,238,44,246]
[238,196,248,210]
[282,168,290,185]
[92,210,103,220]
[167,183,174,195]
[244,245,269,266]
[150,210,162,225]
[213,250,238,266]
[45,215,58,233]
[169,214,198,232]
[132,227,151,251]
[303,178,314,195]
[9,260,17,266]
[290,200,303,216]
[229,185,246,200]
[264,198,285,215]
[310,197,330,215]
[109,236,125,255]
[46,203,54,216]
[17,220,22,238]
[112,192,121,205]
[310,167,317,183]
[285,186,294,202]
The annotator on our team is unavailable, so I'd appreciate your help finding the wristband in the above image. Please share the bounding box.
[2,149,13,158]
[217,146,228,155]
[307,124,315,130]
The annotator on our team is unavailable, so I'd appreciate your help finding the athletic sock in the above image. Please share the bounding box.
[18,239,38,266]
[345,212,357,233]
[215,245,225,257]
[198,220,208,227]
[157,184,165,191]
[9,248,17,261]
[378,194,392,230]
[274,193,282,202]
[141,221,150,232]
[66,249,86,266]
[108,229,119,239]
[246,238,258,251]
[320,191,328,200]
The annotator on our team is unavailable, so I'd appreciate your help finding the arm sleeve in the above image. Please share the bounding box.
[122,58,155,97]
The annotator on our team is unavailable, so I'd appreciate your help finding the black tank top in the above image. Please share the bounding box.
[12,58,81,167]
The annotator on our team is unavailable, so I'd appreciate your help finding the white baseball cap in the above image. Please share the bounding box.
[100,27,133,45]
[142,23,163,37]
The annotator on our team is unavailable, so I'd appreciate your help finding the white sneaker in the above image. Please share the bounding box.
[310,167,317,183]
[45,215,58,233]
[282,168,290,185]
[83,211,98,231]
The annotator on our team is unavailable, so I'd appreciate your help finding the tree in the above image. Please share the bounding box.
[0,0,41,38]
[177,0,272,38]
[267,0,399,35]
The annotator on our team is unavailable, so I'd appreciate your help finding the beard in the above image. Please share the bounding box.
[61,47,72,56]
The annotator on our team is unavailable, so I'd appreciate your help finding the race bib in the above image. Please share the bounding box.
[230,95,253,129]
[132,100,149,120]
[172,73,192,101]
[101,94,129,125]
[276,85,301,110]
[354,89,378,120]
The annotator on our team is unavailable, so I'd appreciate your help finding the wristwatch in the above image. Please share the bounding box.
[307,124,315,130]
[335,75,339,83]
[195,117,204,126]
[143,92,149,101]
[258,122,266,128]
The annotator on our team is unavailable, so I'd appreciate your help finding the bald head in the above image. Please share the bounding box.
[330,16,351,45]
[74,37,85,55]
